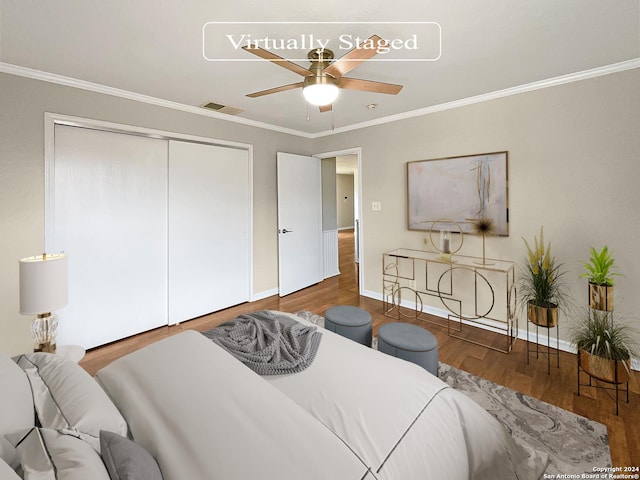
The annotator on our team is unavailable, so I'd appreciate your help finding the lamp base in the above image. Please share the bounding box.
[32,312,58,354]
[34,342,57,354]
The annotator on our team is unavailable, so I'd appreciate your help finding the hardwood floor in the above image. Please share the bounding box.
[81,228,640,468]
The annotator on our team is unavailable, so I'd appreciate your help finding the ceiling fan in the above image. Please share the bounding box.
[242,35,403,112]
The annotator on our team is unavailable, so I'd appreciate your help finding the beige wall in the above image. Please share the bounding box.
[0,72,310,355]
[2,68,639,354]
[336,174,355,229]
[313,68,640,343]
[321,158,337,231]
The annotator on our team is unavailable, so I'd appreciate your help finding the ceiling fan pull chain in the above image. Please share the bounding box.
[331,106,335,130]
[306,102,310,121]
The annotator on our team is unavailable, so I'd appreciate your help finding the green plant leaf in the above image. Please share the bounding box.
[571,309,638,361]
[579,245,621,286]
[518,226,569,309]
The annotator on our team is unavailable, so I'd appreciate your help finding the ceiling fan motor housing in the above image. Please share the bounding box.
[303,73,338,89]
[305,48,337,88]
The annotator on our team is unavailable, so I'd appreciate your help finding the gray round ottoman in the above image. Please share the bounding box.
[324,306,372,347]
[378,323,439,376]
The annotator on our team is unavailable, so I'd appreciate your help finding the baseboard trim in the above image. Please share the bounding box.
[324,271,341,279]
[360,289,639,371]
[251,288,279,302]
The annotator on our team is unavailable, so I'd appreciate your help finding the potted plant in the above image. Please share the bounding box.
[572,308,637,384]
[580,245,620,311]
[518,227,569,327]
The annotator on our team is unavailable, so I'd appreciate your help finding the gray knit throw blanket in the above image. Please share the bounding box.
[202,310,322,375]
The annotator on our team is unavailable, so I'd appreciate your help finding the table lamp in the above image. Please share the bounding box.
[19,253,68,353]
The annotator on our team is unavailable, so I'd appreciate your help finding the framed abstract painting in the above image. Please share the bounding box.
[407,151,509,236]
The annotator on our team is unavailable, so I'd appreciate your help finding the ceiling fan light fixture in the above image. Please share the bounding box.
[302,76,339,106]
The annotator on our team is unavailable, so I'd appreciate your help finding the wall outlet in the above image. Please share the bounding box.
[371,201,382,211]
[408,279,416,290]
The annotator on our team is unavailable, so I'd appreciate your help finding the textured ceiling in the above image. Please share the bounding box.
[1,0,638,134]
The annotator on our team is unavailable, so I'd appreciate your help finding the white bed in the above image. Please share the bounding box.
[1,311,548,479]
[267,313,548,479]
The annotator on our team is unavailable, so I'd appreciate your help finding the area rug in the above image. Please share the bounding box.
[294,310,612,474]
[438,364,611,475]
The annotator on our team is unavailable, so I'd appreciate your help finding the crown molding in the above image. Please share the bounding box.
[0,62,312,138]
[2,58,639,140]
[309,57,640,138]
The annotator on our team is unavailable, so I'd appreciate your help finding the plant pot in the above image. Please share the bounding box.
[527,301,558,327]
[588,282,613,311]
[579,349,629,384]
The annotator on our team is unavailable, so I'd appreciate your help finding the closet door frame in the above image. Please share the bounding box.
[44,112,254,317]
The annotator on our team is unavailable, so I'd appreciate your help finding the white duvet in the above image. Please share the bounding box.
[96,330,373,480]
[97,313,548,480]
[269,313,549,479]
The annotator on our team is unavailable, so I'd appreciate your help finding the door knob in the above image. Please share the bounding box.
[279,228,293,234]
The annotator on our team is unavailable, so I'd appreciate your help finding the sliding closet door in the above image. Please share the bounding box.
[52,125,168,348]
[168,141,250,324]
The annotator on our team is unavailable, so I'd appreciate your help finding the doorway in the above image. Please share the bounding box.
[335,155,359,272]
[317,148,362,292]
[316,147,363,293]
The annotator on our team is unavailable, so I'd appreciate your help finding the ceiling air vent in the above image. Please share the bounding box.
[201,102,244,116]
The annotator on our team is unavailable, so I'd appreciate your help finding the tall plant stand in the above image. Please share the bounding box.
[526,315,559,375]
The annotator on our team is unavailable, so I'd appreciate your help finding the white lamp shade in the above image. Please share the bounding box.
[302,83,339,106]
[19,254,68,314]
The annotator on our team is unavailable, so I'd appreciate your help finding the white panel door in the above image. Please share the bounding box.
[52,125,168,348]
[168,141,250,324]
[277,152,323,296]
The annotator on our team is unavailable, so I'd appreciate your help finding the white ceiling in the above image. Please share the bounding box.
[1,1,638,135]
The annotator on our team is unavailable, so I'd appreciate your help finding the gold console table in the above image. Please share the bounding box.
[382,248,517,353]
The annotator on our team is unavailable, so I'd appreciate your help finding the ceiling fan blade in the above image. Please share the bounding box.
[323,35,385,78]
[319,104,332,113]
[242,45,311,77]
[338,77,403,95]
[246,82,304,98]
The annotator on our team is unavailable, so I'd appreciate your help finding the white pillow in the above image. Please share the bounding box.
[0,352,34,469]
[0,456,21,480]
[15,353,128,451]
[6,427,111,480]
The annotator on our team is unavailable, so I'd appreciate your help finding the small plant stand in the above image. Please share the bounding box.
[526,317,559,375]
[577,351,629,415]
